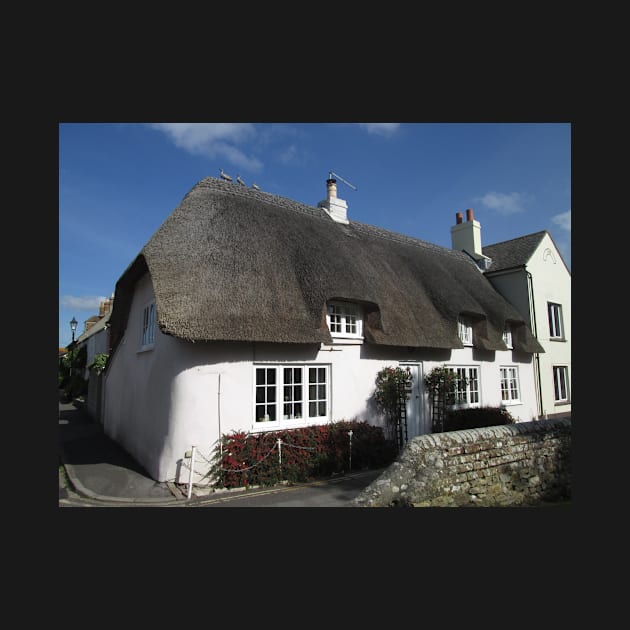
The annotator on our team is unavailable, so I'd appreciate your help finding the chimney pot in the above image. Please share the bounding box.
[466,208,474,222]
[326,178,337,200]
[456,212,463,225]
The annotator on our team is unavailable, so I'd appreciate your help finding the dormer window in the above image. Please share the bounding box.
[327,302,363,339]
[503,325,513,349]
[457,317,473,346]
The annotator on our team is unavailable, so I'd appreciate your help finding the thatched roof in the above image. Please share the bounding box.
[109,177,543,354]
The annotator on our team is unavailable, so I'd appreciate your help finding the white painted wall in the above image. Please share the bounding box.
[104,272,540,483]
[486,269,531,327]
[527,233,571,417]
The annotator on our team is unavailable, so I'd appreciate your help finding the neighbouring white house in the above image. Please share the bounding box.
[103,176,544,484]
[448,208,571,418]
[74,295,114,421]
[482,232,571,418]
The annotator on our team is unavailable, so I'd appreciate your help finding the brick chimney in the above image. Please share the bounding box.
[317,177,349,224]
[450,208,492,270]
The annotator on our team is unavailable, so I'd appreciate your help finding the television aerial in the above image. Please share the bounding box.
[329,170,357,191]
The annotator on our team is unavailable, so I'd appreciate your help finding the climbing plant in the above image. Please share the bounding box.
[374,366,413,449]
[88,353,109,374]
[425,365,465,433]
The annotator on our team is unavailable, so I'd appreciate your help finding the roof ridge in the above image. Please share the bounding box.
[194,176,323,219]
[484,230,547,250]
[351,220,470,260]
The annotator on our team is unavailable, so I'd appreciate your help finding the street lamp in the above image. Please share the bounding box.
[69,317,78,378]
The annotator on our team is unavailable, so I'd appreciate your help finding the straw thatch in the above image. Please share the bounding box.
[109,177,543,354]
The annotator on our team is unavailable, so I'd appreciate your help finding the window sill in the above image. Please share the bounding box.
[501,400,521,407]
[554,401,570,406]
[549,337,567,342]
[251,417,330,432]
[325,337,364,346]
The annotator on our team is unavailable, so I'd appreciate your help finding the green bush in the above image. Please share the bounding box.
[66,374,88,399]
[444,406,516,431]
[209,420,398,489]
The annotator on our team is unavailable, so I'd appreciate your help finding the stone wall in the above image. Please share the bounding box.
[352,418,571,507]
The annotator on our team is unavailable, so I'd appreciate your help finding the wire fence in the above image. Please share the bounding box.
[177,430,360,489]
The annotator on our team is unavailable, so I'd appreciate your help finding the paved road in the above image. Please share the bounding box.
[185,469,385,507]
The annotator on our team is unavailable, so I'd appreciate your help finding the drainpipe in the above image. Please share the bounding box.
[217,373,222,459]
[527,271,544,418]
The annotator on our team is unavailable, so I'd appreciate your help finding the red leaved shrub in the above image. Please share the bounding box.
[210,420,397,489]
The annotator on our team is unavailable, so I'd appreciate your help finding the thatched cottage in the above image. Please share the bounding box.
[103,176,544,483]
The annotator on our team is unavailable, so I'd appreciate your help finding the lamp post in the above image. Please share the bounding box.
[69,317,78,378]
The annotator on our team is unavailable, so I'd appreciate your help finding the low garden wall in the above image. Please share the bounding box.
[352,417,571,507]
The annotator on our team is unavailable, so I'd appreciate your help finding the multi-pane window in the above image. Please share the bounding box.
[141,301,156,348]
[283,367,303,420]
[548,302,564,339]
[448,366,480,407]
[553,366,570,403]
[500,366,520,403]
[503,326,513,349]
[255,365,329,425]
[308,367,328,418]
[327,302,362,338]
[255,367,277,422]
[458,318,473,346]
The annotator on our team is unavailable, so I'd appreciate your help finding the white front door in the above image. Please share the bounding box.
[402,363,430,439]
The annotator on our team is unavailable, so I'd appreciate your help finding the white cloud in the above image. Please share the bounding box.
[60,295,107,310]
[277,144,299,165]
[358,123,400,137]
[478,192,527,215]
[150,123,263,172]
[551,209,571,232]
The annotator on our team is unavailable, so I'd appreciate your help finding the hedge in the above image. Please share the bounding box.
[209,420,398,489]
[444,406,516,431]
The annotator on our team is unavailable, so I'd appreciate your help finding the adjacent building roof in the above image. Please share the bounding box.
[482,231,547,272]
[76,311,111,345]
[483,230,570,275]
[109,177,543,354]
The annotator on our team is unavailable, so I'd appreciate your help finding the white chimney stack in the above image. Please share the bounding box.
[450,208,492,270]
[318,177,349,224]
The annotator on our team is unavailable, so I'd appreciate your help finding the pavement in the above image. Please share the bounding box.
[58,395,385,508]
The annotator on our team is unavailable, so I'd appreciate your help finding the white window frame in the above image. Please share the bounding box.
[548,302,564,340]
[457,317,473,346]
[140,300,156,351]
[553,365,570,403]
[326,302,363,340]
[500,366,521,405]
[503,325,513,349]
[447,365,480,409]
[253,364,331,430]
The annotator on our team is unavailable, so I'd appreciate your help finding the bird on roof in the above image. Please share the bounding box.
[236,174,245,186]
[251,182,260,190]
[219,168,233,181]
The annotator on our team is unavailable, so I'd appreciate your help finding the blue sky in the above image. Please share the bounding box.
[59,122,571,348]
